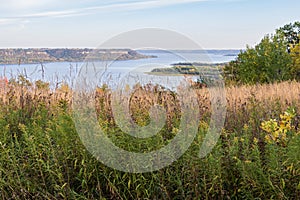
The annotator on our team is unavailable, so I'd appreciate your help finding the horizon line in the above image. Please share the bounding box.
[0,47,244,50]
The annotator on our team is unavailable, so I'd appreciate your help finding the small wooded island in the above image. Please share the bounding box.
[0,48,155,65]
[149,62,226,75]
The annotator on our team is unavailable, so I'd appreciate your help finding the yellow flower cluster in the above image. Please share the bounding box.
[261,108,296,146]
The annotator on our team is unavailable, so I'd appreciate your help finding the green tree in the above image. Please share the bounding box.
[276,21,300,51]
[290,40,300,80]
[224,34,292,84]
[277,21,300,79]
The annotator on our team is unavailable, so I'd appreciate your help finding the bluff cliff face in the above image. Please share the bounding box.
[0,48,154,65]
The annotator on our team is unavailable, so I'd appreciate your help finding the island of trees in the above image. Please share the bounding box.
[150,62,225,75]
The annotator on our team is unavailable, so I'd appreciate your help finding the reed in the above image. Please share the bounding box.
[0,76,299,199]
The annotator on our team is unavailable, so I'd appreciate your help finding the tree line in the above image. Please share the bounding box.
[224,21,300,84]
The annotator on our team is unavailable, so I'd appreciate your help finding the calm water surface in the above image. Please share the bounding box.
[0,50,239,88]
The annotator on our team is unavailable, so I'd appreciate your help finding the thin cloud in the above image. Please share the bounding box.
[0,0,208,24]
[23,10,79,18]
[83,0,207,13]
[0,18,19,25]
[0,0,58,10]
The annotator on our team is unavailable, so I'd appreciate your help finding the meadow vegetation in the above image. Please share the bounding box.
[0,75,299,199]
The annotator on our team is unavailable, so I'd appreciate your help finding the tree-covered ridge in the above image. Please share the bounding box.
[224,21,300,84]
[0,48,154,65]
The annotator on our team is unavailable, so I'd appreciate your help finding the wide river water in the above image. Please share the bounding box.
[0,49,239,88]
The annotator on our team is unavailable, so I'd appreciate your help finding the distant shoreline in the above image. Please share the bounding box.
[0,48,156,65]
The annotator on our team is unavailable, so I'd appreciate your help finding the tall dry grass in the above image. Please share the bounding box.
[226,81,300,109]
[95,81,300,128]
[0,77,299,199]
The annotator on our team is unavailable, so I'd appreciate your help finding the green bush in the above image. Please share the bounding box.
[224,34,292,84]
[224,21,300,85]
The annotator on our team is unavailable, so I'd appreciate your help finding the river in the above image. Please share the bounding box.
[0,49,239,88]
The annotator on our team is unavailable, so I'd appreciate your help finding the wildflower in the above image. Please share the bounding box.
[199,121,209,129]
[260,107,297,146]
[253,137,258,144]
[265,135,272,143]
[233,137,239,143]
[261,119,278,133]
[243,124,249,131]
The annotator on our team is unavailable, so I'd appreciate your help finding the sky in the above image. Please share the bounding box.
[0,0,299,49]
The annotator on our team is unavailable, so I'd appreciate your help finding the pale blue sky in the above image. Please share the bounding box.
[0,0,299,49]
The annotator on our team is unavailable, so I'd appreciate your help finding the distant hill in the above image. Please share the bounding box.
[0,48,155,65]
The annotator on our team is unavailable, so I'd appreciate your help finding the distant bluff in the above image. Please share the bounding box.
[0,48,155,65]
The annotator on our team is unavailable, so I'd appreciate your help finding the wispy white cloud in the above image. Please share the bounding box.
[0,18,20,25]
[83,0,207,13]
[0,0,60,9]
[22,10,79,18]
[0,18,30,32]
[0,0,208,25]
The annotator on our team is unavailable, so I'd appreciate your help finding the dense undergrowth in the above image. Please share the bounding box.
[0,76,299,199]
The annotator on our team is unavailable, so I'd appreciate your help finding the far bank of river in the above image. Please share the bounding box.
[0,49,239,87]
[0,48,154,65]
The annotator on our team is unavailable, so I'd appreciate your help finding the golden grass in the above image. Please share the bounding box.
[226,81,300,109]
[0,83,71,113]
[1,80,299,125]
[93,81,300,131]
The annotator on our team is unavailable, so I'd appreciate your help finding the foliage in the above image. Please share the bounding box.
[224,21,300,85]
[261,107,297,146]
[276,21,300,50]
[275,21,300,80]
[290,41,300,80]
[224,34,292,84]
[0,80,300,199]
[35,80,50,90]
